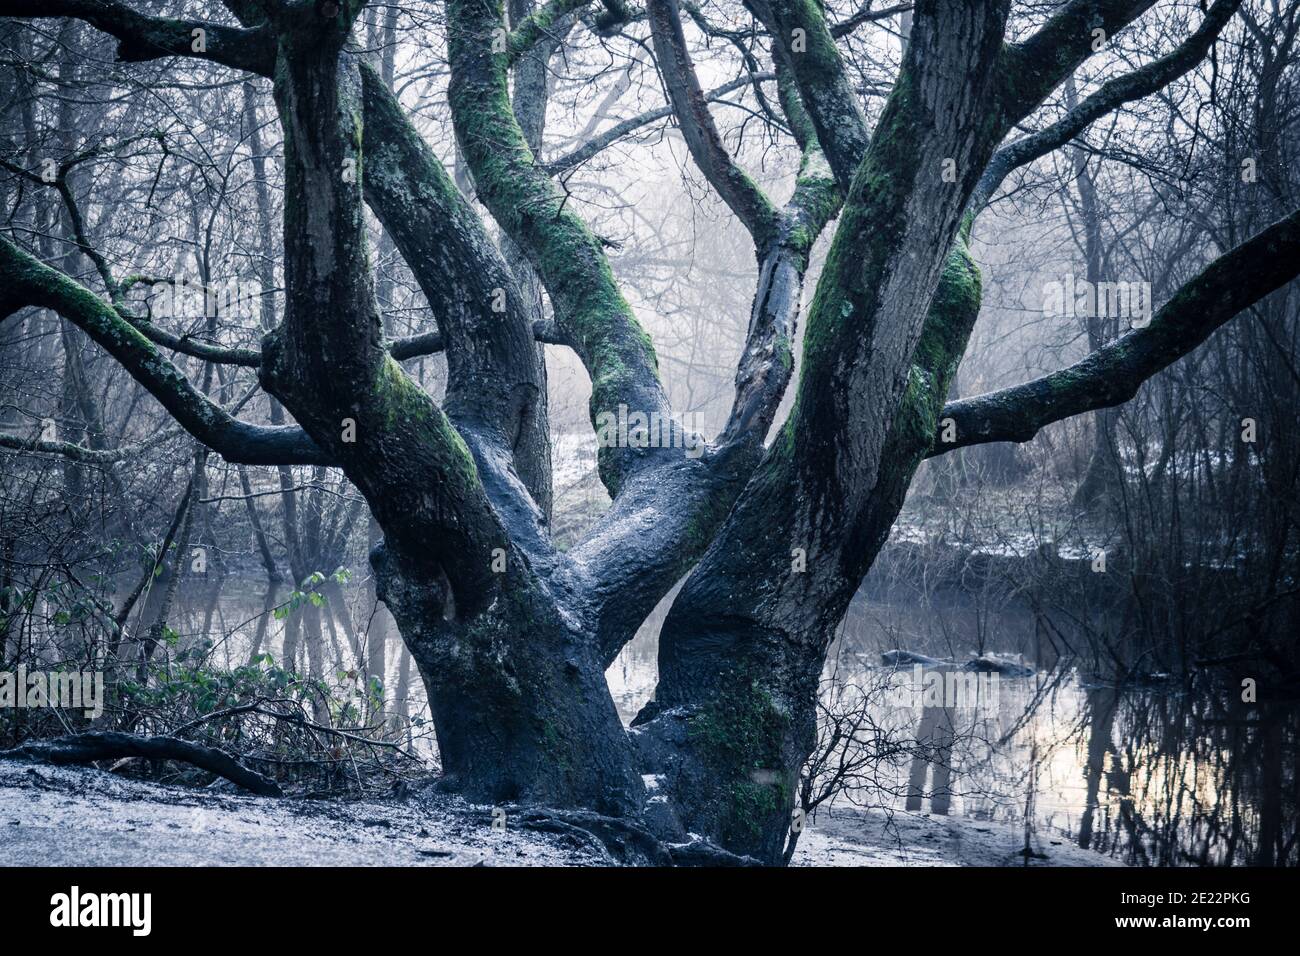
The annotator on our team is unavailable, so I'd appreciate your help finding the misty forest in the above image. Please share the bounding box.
[0,0,1298,868]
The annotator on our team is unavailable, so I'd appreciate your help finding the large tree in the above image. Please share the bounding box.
[2,0,1297,864]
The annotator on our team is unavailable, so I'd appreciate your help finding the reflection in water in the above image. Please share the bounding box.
[164,576,1294,866]
[153,581,435,759]
[608,588,1298,867]
[904,704,956,816]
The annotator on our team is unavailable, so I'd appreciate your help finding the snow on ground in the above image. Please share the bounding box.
[792,805,1123,867]
[0,761,605,867]
[1,760,1121,867]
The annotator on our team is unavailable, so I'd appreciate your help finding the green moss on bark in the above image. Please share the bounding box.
[687,678,790,844]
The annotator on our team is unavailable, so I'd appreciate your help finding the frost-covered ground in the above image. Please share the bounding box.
[791,805,1122,867]
[0,761,605,867]
[1,761,1118,867]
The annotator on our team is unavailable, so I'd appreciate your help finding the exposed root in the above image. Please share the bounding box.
[468,804,762,866]
[1,732,283,797]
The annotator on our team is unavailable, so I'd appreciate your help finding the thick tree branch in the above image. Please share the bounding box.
[744,0,871,188]
[570,44,840,663]
[717,66,839,449]
[973,0,1243,212]
[359,63,546,450]
[997,0,1159,123]
[0,430,127,463]
[507,0,592,63]
[0,236,329,465]
[647,0,780,246]
[447,0,676,497]
[0,0,275,75]
[256,27,506,609]
[934,207,1300,453]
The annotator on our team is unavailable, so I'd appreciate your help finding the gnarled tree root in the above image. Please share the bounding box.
[1,731,283,797]
[476,806,762,867]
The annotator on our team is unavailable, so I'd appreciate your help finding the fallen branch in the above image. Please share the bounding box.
[171,701,421,761]
[1,731,283,797]
[665,837,762,867]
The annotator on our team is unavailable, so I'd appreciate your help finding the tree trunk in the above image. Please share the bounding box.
[257,19,644,818]
[1068,96,1124,511]
[365,515,389,725]
[372,545,643,814]
[8,0,1289,869]
[633,0,1011,862]
[1078,686,1118,849]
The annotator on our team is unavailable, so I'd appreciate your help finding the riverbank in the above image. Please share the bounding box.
[1,760,1119,867]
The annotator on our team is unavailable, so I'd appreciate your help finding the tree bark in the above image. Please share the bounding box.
[636,0,1012,862]
[5,0,1295,868]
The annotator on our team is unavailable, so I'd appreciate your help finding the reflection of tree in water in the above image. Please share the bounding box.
[1082,677,1297,866]
[797,643,1297,866]
[794,455,1300,868]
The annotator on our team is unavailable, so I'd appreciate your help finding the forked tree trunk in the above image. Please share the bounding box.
[256,17,643,820]
[632,0,1011,862]
[371,545,643,815]
[5,0,1292,869]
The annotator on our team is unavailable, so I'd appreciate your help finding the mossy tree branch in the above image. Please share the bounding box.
[255,18,508,610]
[0,236,329,465]
[996,0,1160,123]
[934,207,1300,454]
[744,0,872,188]
[507,0,594,63]
[447,0,674,497]
[1,0,276,74]
[972,0,1244,212]
[359,63,549,506]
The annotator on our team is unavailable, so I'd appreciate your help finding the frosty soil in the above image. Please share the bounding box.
[0,761,1119,867]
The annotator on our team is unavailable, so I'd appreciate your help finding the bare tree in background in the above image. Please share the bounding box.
[0,0,1297,864]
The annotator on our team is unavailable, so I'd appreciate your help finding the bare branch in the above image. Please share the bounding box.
[830,2,913,38]
[647,0,779,245]
[0,236,329,466]
[545,73,774,175]
[0,430,131,463]
[973,0,1244,212]
[934,207,1300,454]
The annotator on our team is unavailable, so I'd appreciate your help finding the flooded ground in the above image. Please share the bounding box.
[612,583,1292,866]
[135,560,1293,867]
